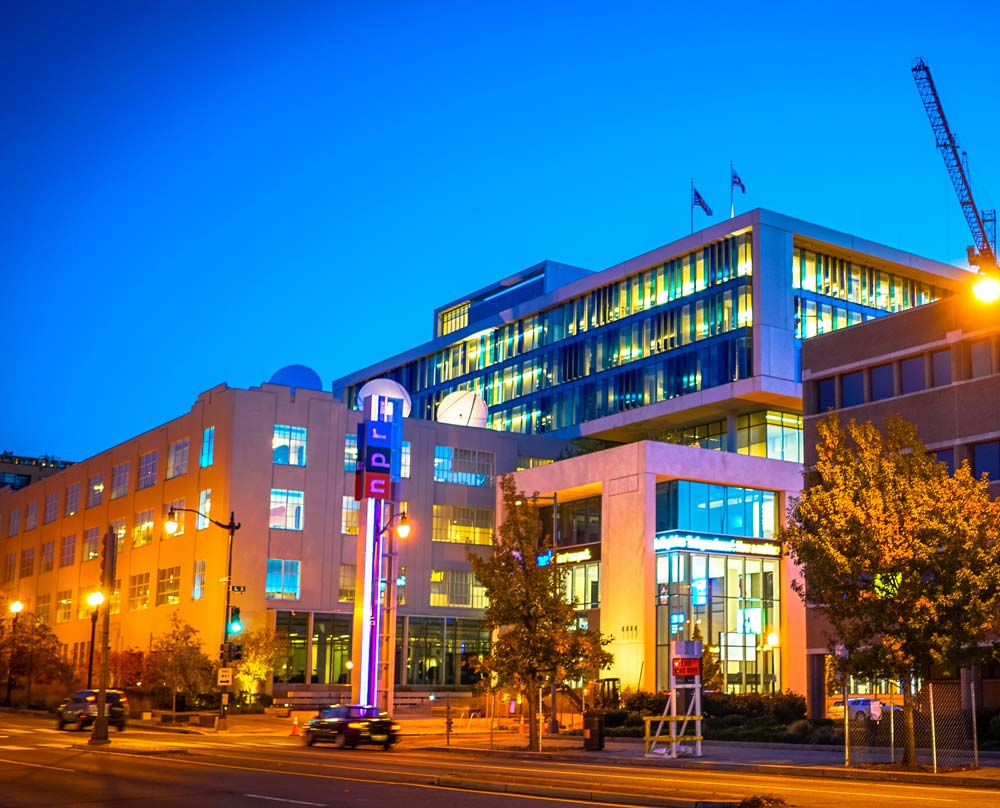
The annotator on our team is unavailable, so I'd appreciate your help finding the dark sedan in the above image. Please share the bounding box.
[303,704,400,750]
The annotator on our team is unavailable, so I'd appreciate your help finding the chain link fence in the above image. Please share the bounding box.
[846,682,978,771]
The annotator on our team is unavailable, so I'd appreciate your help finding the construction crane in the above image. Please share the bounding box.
[911,58,999,302]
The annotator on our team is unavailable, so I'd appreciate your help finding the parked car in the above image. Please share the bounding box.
[303,704,400,750]
[828,697,900,721]
[56,689,129,731]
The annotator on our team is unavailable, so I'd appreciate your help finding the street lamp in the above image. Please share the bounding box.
[4,600,24,707]
[86,591,105,689]
[165,506,240,729]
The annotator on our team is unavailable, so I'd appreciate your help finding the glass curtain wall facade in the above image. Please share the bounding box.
[654,481,781,694]
[346,234,753,434]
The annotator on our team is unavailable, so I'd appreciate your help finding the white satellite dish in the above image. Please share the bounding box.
[436,390,489,427]
[356,379,412,417]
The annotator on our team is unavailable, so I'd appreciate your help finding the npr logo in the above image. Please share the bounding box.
[355,420,394,500]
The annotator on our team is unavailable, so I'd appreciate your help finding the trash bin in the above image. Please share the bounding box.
[582,711,605,751]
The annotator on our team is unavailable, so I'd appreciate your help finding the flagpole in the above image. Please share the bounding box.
[690,178,694,235]
[730,161,734,219]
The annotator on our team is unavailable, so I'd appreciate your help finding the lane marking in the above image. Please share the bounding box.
[0,745,32,751]
[0,757,75,772]
[244,796,325,806]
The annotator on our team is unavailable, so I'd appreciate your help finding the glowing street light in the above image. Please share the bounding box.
[5,600,24,706]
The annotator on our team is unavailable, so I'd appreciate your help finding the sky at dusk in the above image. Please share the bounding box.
[3,0,999,462]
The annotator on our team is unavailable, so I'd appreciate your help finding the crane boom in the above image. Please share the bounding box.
[911,57,997,268]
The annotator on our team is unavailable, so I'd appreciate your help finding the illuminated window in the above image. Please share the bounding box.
[273,425,307,466]
[338,564,356,602]
[438,302,470,336]
[192,560,206,600]
[433,446,495,487]
[65,483,80,516]
[156,566,181,606]
[344,433,358,472]
[87,474,104,508]
[198,490,211,529]
[56,590,73,623]
[137,451,158,489]
[84,527,101,561]
[111,518,126,553]
[341,496,359,535]
[432,505,494,545]
[269,489,303,531]
[109,578,122,615]
[133,508,154,548]
[429,569,486,608]
[200,426,215,468]
[266,558,301,600]
[164,499,185,537]
[167,438,189,479]
[128,572,151,611]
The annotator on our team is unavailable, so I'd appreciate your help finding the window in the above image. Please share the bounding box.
[111,462,129,499]
[133,509,154,548]
[973,441,1000,481]
[36,594,50,625]
[57,590,73,623]
[266,559,301,600]
[841,371,864,408]
[344,433,358,472]
[44,492,58,524]
[900,355,925,395]
[40,541,55,573]
[167,438,189,479]
[128,573,151,611]
[3,553,14,583]
[60,534,76,567]
[197,490,211,529]
[65,483,80,516]
[816,378,836,412]
[164,499,185,537]
[270,489,304,531]
[401,441,411,478]
[273,425,307,466]
[870,363,894,401]
[137,451,158,489]
[192,560,206,600]
[7,508,19,536]
[432,505,494,545]
[156,566,181,606]
[430,569,485,608]
[19,548,34,578]
[25,500,38,530]
[438,302,470,336]
[433,446,495,487]
[110,518,126,553]
[200,426,215,467]
[931,348,951,387]
[87,474,104,508]
[338,564,356,602]
[109,578,122,615]
[970,339,993,379]
[936,449,955,475]
[341,496,359,535]
[84,527,101,561]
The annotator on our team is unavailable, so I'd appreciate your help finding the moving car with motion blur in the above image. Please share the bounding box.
[56,690,129,731]
[303,704,400,750]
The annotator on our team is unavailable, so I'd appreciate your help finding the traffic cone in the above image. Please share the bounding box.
[290,715,300,736]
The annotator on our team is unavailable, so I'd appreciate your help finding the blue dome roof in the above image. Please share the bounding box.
[269,365,323,393]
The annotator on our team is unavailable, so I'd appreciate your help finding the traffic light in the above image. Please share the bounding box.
[228,607,243,635]
[231,645,243,661]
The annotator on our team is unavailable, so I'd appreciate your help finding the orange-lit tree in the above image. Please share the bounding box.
[782,415,1000,766]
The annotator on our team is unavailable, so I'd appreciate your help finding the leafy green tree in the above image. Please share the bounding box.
[470,475,613,751]
[234,625,290,696]
[781,415,1000,766]
[144,612,215,717]
[1,612,71,707]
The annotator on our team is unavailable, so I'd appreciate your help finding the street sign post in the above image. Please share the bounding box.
[217,668,233,687]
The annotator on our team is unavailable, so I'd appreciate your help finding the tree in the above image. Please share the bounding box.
[691,623,722,691]
[144,612,215,717]
[1,612,71,707]
[469,475,613,751]
[234,625,290,697]
[109,649,144,689]
[781,415,1000,766]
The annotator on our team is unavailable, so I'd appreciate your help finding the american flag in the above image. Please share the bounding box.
[731,167,746,194]
[692,186,712,216]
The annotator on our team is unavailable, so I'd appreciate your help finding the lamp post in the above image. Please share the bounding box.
[165,506,240,729]
[374,507,410,712]
[4,600,24,707]
[86,591,105,689]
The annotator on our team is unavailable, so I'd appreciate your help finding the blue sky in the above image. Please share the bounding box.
[3,0,998,461]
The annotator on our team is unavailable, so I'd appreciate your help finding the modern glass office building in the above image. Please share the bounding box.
[334,209,964,465]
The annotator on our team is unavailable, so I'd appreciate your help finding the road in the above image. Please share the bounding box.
[0,713,994,807]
